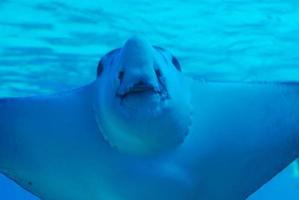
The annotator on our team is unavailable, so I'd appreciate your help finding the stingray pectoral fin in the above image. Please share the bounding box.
[182,80,299,198]
[0,98,18,171]
[0,83,97,181]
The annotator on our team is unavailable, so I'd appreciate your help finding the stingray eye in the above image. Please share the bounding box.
[118,70,125,80]
[171,56,181,72]
[97,60,104,77]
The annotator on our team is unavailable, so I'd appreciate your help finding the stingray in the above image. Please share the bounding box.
[0,37,298,200]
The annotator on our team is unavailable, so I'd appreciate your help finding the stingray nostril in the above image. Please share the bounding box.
[171,56,181,72]
[155,69,162,77]
[118,71,125,80]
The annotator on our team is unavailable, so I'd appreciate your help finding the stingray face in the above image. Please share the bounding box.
[97,38,181,108]
[94,37,191,155]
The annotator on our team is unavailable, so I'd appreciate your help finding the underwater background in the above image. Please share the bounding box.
[0,0,299,199]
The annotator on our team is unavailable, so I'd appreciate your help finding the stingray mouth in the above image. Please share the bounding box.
[116,81,168,100]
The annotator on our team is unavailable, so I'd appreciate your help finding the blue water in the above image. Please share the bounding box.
[0,0,299,199]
